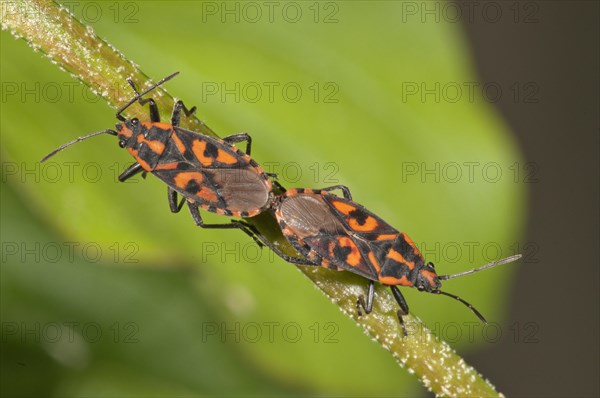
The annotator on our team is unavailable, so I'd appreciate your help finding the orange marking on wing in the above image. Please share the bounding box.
[376,234,397,241]
[338,236,361,267]
[387,248,415,270]
[173,172,204,189]
[402,233,419,252]
[216,149,239,165]
[331,200,356,215]
[349,215,379,232]
[127,148,152,171]
[172,132,187,154]
[379,275,411,286]
[154,162,179,170]
[191,140,213,166]
[196,187,218,203]
[368,251,381,273]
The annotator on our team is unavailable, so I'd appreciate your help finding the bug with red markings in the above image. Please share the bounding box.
[42,72,273,240]
[251,185,521,336]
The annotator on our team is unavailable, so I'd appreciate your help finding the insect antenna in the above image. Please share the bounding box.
[41,130,118,162]
[438,254,522,281]
[42,72,181,162]
[115,71,180,121]
[430,290,487,323]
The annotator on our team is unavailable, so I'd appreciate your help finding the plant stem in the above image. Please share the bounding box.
[1,1,503,396]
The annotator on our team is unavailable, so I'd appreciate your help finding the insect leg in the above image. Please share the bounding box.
[223,133,253,155]
[186,202,265,248]
[118,163,144,182]
[126,78,160,122]
[240,223,316,265]
[116,72,179,121]
[186,203,313,264]
[171,100,197,127]
[167,187,186,213]
[357,280,375,316]
[271,180,287,193]
[390,285,410,337]
[139,98,160,122]
[320,185,353,200]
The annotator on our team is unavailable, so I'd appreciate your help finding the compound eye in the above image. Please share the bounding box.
[416,285,425,292]
[118,140,126,148]
[428,262,435,269]
[131,118,140,126]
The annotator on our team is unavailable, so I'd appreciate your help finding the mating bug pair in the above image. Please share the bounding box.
[42,72,521,336]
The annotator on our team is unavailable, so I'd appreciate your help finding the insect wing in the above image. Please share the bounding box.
[172,127,248,169]
[151,127,270,215]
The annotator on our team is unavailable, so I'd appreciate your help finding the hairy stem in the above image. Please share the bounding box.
[1,1,502,396]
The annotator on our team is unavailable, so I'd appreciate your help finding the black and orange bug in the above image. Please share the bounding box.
[41,72,273,240]
[250,185,521,336]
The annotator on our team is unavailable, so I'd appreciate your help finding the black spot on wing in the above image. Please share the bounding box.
[349,208,369,225]
[151,167,226,209]
[332,243,352,262]
[204,142,219,159]
[396,234,425,265]
[184,178,200,195]
[173,127,248,169]
[304,235,378,281]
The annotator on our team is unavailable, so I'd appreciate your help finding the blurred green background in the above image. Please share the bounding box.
[1,1,530,396]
